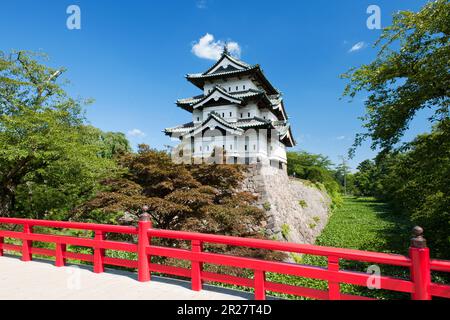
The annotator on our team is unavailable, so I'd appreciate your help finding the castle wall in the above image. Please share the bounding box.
[241,164,331,245]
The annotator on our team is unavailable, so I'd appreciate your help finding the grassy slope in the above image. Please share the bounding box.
[315,197,412,254]
[268,197,413,300]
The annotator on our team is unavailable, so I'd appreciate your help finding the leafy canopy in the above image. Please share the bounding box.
[343,0,449,154]
[0,51,116,218]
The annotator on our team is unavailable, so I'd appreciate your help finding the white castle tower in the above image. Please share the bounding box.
[165,46,295,170]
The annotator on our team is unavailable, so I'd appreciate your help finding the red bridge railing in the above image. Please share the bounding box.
[0,212,449,300]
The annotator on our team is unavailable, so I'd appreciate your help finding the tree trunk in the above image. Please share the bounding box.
[0,185,15,217]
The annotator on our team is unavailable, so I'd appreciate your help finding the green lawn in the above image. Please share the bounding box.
[267,197,414,300]
[315,197,412,254]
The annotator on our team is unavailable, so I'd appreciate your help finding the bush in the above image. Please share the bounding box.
[287,151,343,209]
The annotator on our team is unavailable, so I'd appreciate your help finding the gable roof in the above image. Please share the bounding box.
[186,66,279,96]
[190,86,244,110]
[203,52,251,75]
[177,88,265,109]
[176,86,288,121]
[164,113,296,147]
[185,112,245,137]
[186,50,280,96]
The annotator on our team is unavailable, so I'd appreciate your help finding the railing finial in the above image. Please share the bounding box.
[411,226,427,249]
[139,205,151,222]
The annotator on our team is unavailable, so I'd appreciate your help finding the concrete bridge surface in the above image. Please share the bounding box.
[0,256,252,300]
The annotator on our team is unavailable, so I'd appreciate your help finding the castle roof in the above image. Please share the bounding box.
[164,112,295,147]
[177,85,288,121]
[186,52,279,96]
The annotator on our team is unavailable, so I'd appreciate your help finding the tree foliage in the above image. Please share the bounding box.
[0,51,117,218]
[344,1,450,259]
[287,151,343,208]
[352,120,450,258]
[343,0,449,154]
[76,145,280,264]
[78,145,267,238]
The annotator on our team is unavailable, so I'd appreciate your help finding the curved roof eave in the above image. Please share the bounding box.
[186,66,279,96]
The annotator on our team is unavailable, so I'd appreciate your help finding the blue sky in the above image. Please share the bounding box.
[0,0,431,169]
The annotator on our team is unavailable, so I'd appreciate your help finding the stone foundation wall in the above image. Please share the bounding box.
[241,164,331,245]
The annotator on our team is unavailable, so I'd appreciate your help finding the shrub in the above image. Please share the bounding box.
[281,224,291,240]
[298,200,307,208]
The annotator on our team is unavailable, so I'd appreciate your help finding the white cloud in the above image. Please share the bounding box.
[196,0,208,9]
[191,33,241,61]
[336,136,346,141]
[349,41,366,53]
[127,129,146,138]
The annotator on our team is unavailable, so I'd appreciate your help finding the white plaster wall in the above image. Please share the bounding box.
[237,103,260,119]
[270,139,287,163]
[202,105,239,122]
[193,109,203,123]
[204,77,258,95]
[190,128,287,163]
[260,109,278,121]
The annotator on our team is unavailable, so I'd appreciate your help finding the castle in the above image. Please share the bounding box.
[165,47,295,170]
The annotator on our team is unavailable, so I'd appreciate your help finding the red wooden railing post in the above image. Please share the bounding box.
[94,231,105,273]
[21,223,33,262]
[328,256,341,300]
[0,235,4,256]
[191,240,203,291]
[254,270,266,300]
[138,206,152,282]
[55,243,66,267]
[409,226,431,300]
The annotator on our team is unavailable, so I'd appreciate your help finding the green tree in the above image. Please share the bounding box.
[342,0,450,258]
[98,130,131,159]
[353,160,378,197]
[287,151,342,208]
[382,121,449,257]
[0,51,115,218]
[343,0,449,154]
[76,145,281,266]
[334,160,353,195]
[79,145,266,237]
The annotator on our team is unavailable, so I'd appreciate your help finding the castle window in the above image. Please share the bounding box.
[229,87,231,92]
[230,145,233,150]
[236,86,238,91]
[245,145,248,151]
[230,112,232,117]
[248,113,251,118]
[197,117,200,122]
[254,145,256,150]
[222,113,225,117]
[240,113,243,118]
[243,85,246,90]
